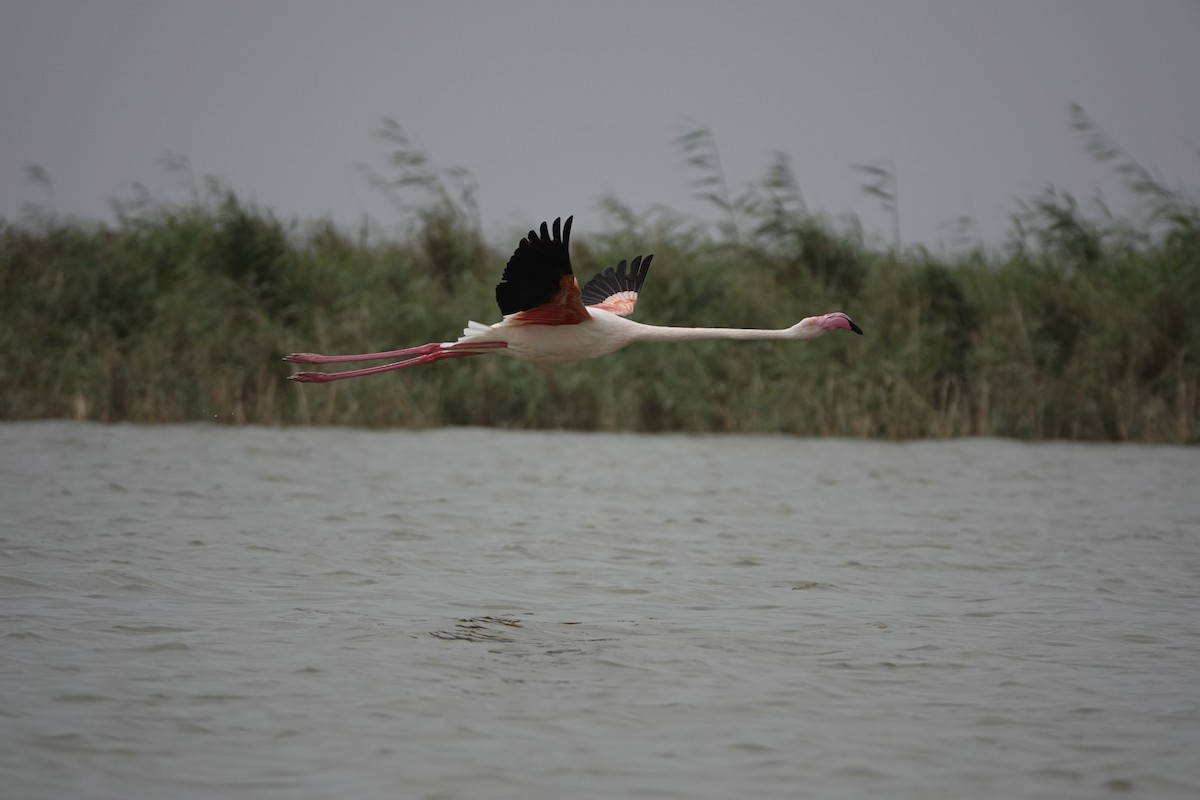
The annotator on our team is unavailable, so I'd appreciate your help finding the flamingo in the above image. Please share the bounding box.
[284,216,862,382]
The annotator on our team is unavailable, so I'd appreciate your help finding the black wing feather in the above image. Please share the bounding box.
[580,254,653,306]
[495,216,574,315]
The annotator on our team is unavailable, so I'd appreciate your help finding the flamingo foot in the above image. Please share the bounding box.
[287,371,337,383]
[283,353,325,364]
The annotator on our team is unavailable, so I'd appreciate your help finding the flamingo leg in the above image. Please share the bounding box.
[287,342,507,382]
[283,342,444,364]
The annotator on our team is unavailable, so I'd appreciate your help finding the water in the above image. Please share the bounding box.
[2,422,1198,800]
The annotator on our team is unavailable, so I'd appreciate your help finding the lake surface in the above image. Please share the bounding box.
[2,422,1198,799]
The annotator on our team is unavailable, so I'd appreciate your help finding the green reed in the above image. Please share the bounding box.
[2,114,1196,441]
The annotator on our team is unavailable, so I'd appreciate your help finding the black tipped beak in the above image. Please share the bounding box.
[849,319,864,335]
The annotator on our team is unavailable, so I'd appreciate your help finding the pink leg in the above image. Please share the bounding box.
[287,341,507,382]
[283,342,443,364]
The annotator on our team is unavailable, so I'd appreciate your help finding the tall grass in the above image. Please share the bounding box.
[2,112,1196,440]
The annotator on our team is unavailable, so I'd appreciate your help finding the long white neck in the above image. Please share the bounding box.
[625,319,823,343]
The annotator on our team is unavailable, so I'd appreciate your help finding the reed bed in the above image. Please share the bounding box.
[3,116,1196,441]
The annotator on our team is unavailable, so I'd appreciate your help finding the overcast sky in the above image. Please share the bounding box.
[2,1,1198,247]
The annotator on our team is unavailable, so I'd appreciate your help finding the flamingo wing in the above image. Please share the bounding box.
[494,216,589,325]
[580,254,653,317]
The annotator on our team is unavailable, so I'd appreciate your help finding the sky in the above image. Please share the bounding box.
[2,1,1198,248]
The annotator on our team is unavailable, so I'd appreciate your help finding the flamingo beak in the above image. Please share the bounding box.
[848,319,864,335]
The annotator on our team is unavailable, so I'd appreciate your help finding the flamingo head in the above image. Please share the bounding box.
[792,312,864,339]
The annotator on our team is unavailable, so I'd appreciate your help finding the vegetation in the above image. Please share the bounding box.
[2,108,1197,441]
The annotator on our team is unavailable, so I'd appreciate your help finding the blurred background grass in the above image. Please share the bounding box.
[2,110,1196,441]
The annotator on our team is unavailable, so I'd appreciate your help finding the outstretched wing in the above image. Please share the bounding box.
[580,254,653,317]
[494,216,589,325]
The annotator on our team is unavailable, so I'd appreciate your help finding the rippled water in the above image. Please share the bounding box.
[2,422,1198,799]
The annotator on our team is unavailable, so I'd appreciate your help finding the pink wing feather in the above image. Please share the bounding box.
[579,255,653,317]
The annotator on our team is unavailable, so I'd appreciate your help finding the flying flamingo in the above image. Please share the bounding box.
[284,216,862,382]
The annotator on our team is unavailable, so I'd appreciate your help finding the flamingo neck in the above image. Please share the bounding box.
[629,321,811,343]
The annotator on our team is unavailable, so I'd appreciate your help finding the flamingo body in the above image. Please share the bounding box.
[454,308,636,363]
[285,216,862,382]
